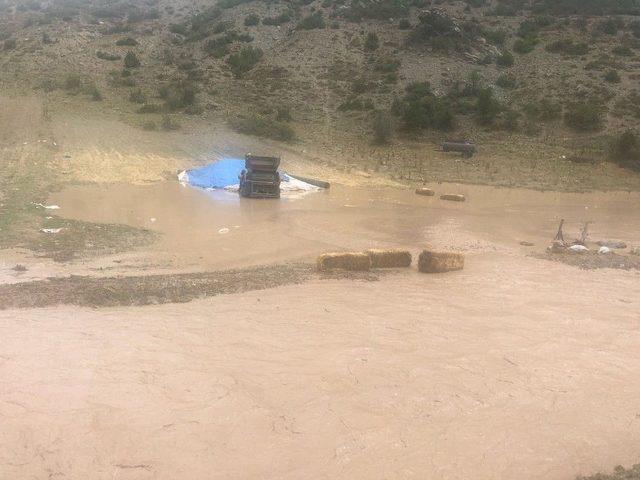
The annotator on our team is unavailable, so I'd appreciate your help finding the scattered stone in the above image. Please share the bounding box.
[598,246,611,255]
[440,194,466,202]
[520,241,535,247]
[415,187,435,197]
[418,250,464,273]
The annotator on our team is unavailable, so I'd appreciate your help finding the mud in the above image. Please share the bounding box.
[1,258,640,480]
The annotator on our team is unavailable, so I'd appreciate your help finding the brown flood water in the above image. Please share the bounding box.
[2,182,640,480]
[48,181,640,270]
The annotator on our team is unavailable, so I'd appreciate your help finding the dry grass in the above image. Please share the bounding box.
[418,250,465,274]
[366,249,412,269]
[415,187,435,196]
[317,252,371,272]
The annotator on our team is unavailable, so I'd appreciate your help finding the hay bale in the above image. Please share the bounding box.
[440,194,466,202]
[366,249,412,268]
[418,250,464,273]
[317,252,371,272]
[415,188,435,197]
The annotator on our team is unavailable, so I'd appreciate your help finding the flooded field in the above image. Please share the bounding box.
[44,181,640,272]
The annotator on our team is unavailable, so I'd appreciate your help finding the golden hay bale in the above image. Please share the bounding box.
[418,250,464,273]
[440,194,466,202]
[366,249,412,268]
[317,252,371,272]
[415,188,435,197]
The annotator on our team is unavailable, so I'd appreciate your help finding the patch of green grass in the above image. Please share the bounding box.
[230,115,296,142]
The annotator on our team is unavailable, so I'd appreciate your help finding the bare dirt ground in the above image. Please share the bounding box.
[1,93,640,479]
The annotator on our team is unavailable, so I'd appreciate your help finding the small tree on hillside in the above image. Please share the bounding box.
[124,51,141,69]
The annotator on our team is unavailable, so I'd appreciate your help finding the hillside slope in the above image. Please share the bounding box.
[1,0,640,186]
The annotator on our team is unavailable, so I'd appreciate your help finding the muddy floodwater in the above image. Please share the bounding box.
[48,181,640,270]
[2,181,640,480]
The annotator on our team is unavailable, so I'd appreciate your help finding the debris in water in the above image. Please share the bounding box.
[12,264,27,272]
[40,228,63,234]
[520,241,535,247]
[218,228,230,234]
[598,246,611,255]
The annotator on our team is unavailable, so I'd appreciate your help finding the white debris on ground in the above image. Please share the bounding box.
[598,246,612,255]
[569,245,589,254]
[40,228,63,234]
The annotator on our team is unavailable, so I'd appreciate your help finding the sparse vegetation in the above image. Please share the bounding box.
[611,130,640,171]
[564,102,604,131]
[364,32,379,51]
[297,12,325,30]
[230,115,296,141]
[545,38,589,55]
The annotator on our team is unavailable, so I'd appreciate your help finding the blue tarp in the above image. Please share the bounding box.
[185,158,245,189]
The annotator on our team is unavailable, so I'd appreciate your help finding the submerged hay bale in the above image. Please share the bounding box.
[415,188,435,197]
[440,194,466,202]
[317,252,371,272]
[418,250,464,273]
[366,249,412,268]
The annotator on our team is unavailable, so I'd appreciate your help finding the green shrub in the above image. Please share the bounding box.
[341,0,409,21]
[408,10,470,52]
[230,115,296,142]
[496,73,517,89]
[364,32,379,51]
[545,38,589,55]
[482,28,507,46]
[96,51,121,61]
[523,99,562,121]
[496,50,515,67]
[611,130,640,171]
[159,81,198,110]
[244,14,260,26]
[124,51,141,68]
[263,10,293,26]
[297,12,325,30]
[630,20,640,38]
[476,88,502,125]
[227,46,263,78]
[169,23,188,35]
[513,36,537,54]
[595,17,623,35]
[116,37,138,46]
[397,82,455,131]
[564,102,604,131]
[372,110,393,144]
[612,45,633,56]
[604,69,621,83]
[64,74,81,91]
[276,106,292,122]
[398,19,411,30]
[501,109,520,131]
